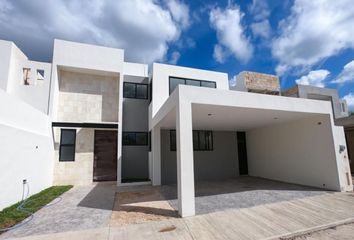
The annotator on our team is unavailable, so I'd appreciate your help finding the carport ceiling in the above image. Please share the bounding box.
[158,103,321,131]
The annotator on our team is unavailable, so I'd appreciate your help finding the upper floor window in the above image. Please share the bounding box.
[59,129,76,161]
[170,130,213,151]
[123,82,148,99]
[169,77,216,94]
[23,68,31,85]
[123,132,148,146]
[341,102,346,113]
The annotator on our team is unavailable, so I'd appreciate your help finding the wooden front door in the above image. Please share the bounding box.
[93,130,118,181]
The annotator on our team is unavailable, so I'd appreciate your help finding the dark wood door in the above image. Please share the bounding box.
[237,132,248,175]
[93,130,117,181]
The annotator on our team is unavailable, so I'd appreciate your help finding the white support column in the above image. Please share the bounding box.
[117,73,123,186]
[176,101,195,217]
[152,125,161,186]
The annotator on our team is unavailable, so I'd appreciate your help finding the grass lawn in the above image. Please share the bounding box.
[0,185,72,231]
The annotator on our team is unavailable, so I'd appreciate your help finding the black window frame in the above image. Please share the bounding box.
[122,132,149,146]
[123,82,148,99]
[170,130,213,151]
[169,76,217,95]
[59,129,76,162]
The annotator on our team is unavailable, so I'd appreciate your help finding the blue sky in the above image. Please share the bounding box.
[0,0,353,111]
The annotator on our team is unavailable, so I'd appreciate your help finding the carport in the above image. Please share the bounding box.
[149,85,350,217]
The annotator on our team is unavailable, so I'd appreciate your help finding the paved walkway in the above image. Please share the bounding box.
[0,182,116,239]
[2,191,354,240]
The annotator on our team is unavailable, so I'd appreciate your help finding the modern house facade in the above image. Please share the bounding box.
[0,39,352,217]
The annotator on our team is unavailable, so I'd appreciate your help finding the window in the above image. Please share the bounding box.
[148,131,151,152]
[123,82,148,99]
[23,68,31,85]
[169,77,216,94]
[59,129,76,161]
[170,130,213,151]
[341,102,346,112]
[37,69,44,80]
[123,132,148,145]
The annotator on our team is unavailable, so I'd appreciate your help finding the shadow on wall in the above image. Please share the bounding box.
[78,182,117,210]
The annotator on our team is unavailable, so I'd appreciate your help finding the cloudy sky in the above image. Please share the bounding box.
[0,0,353,111]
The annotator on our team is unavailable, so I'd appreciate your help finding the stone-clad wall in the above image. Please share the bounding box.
[53,128,95,185]
[241,71,280,92]
[57,70,119,123]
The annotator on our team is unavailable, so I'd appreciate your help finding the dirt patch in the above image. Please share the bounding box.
[110,189,178,226]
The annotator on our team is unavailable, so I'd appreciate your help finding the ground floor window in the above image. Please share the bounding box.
[59,129,76,161]
[170,130,213,151]
[122,132,148,145]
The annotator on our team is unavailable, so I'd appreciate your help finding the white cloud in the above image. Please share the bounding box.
[251,20,271,39]
[343,93,354,112]
[249,0,270,21]
[209,4,253,63]
[0,0,190,64]
[213,45,226,63]
[229,75,237,87]
[332,60,354,84]
[295,69,330,87]
[168,51,181,64]
[165,0,190,29]
[272,0,354,75]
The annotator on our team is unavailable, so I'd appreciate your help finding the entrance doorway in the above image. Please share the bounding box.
[237,131,248,175]
[93,130,117,181]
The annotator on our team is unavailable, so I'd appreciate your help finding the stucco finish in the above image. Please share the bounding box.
[247,115,342,190]
[161,130,239,185]
[0,90,53,210]
[121,75,150,181]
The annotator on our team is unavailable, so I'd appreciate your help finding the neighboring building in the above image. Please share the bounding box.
[335,115,354,174]
[231,71,281,95]
[0,39,352,218]
[283,84,349,119]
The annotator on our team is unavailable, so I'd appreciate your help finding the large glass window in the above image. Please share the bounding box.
[123,132,148,146]
[123,82,148,99]
[59,129,76,161]
[169,77,216,94]
[169,77,186,94]
[170,130,213,151]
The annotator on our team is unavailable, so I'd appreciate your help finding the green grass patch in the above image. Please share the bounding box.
[0,185,72,230]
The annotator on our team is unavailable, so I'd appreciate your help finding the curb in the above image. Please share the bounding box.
[265,217,354,240]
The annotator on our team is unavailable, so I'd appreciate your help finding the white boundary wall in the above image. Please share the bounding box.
[0,89,54,210]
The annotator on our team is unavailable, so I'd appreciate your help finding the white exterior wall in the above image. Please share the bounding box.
[150,63,229,118]
[0,89,53,210]
[0,40,13,91]
[0,40,52,113]
[247,115,350,191]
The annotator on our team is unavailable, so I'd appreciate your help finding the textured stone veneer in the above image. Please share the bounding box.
[53,128,95,185]
[241,71,280,93]
[57,70,119,123]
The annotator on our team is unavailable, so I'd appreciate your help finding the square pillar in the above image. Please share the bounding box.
[151,125,161,186]
[176,101,195,217]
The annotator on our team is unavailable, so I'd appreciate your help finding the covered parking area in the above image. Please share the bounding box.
[149,85,352,217]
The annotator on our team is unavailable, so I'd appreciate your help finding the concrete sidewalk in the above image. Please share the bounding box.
[3,191,354,240]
